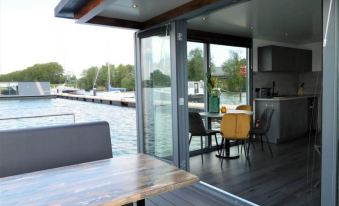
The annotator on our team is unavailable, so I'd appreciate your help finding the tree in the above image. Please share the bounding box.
[222,51,247,94]
[77,64,135,91]
[187,48,204,81]
[150,69,170,87]
[0,62,65,84]
[77,66,99,91]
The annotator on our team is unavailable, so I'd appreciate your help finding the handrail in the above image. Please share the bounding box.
[0,113,76,123]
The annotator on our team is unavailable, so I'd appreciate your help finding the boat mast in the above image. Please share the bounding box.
[93,68,99,90]
[107,62,110,91]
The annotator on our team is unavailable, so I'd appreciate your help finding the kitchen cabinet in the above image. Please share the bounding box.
[258,46,312,72]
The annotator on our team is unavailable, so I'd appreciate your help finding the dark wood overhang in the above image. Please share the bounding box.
[54,0,249,30]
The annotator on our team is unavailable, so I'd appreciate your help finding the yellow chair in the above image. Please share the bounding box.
[236,105,252,111]
[235,104,252,153]
[219,113,251,166]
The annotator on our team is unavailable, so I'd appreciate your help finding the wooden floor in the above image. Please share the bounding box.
[190,136,321,206]
[147,182,256,206]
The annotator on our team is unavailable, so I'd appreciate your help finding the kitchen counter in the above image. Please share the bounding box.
[254,96,315,143]
[255,95,317,101]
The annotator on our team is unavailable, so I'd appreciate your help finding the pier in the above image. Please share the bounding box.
[57,93,136,108]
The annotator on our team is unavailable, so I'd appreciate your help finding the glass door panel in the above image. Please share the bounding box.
[140,33,173,161]
[187,42,206,151]
[209,44,249,146]
[210,44,249,109]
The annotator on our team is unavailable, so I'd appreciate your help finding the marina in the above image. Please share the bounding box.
[57,92,136,108]
[0,98,137,156]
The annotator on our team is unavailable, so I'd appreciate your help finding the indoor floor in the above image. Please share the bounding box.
[190,136,321,206]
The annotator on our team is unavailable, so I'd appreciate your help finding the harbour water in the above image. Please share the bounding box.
[0,98,137,156]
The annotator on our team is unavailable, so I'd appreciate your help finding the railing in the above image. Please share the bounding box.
[0,113,76,123]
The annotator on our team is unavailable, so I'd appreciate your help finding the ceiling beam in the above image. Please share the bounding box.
[75,0,105,24]
[55,0,249,30]
[143,0,247,29]
[87,16,143,29]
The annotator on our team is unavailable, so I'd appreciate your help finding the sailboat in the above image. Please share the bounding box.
[107,63,127,93]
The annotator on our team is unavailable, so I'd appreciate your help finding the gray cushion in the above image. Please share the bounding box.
[0,121,112,178]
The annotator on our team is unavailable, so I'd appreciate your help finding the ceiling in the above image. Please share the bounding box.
[188,0,322,44]
[99,0,191,22]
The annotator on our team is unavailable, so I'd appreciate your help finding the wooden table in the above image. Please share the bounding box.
[199,110,253,118]
[0,154,199,206]
[200,110,253,159]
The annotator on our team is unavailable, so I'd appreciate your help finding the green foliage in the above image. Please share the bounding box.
[0,61,136,91]
[77,66,99,91]
[188,48,204,81]
[77,64,135,91]
[221,51,247,92]
[0,62,65,84]
[144,69,171,88]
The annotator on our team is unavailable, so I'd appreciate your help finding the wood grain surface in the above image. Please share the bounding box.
[0,154,199,206]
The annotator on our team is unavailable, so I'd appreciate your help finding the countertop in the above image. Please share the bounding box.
[255,95,318,101]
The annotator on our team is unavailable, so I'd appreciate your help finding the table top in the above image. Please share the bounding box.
[0,154,199,206]
[200,110,253,118]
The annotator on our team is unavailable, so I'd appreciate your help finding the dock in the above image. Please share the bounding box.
[57,93,136,108]
[0,95,56,100]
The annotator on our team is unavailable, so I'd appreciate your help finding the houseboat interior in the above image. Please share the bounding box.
[1,0,336,205]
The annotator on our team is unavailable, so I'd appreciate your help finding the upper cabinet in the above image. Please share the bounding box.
[258,46,312,72]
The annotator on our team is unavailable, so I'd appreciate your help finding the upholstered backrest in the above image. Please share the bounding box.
[189,112,206,135]
[236,105,252,111]
[0,121,112,178]
[220,114,250,139]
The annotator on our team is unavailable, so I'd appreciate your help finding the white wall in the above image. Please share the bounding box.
[252,39,322,72]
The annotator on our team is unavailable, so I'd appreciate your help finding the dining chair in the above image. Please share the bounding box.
[236,105,252,111]
[250,107,274,157]
[220,113,251,166]
[236,104,252,153]
[189,112,220,163]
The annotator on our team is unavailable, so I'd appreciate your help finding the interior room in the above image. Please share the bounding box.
[186,0,322,205]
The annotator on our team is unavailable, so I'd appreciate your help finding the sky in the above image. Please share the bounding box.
[0,0,136,77]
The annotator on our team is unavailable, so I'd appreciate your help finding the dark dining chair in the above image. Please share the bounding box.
[250,107,274,157]
[189,112,220,163]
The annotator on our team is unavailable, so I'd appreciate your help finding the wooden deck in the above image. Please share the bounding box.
[189,136,321,206]
[147,182,258,206]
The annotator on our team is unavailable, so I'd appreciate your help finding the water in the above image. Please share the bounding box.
[0,98,137,156]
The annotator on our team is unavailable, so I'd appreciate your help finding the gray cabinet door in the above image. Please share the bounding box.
[258,46,312,72]
[295,49,312,72]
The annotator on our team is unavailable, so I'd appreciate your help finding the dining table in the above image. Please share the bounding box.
[200,110,254,159]
[0,154,199,206]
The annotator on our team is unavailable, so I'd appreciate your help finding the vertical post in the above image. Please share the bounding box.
[205,43,212,148]
[135,32,144,154]
[322,0,338,205]
[170,20,189,170]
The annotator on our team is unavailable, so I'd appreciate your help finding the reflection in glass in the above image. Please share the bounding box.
[210,44,248,108]
[0,82,19,95]
[187,42,206,151]
[141,34,173,160]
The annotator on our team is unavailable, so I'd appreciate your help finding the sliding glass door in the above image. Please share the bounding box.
[135,21,189,168]
[210,44,249,108]
[138,28,173,161]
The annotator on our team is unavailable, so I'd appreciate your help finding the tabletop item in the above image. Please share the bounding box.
[0,154,199,206]
[220,106,227,113]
